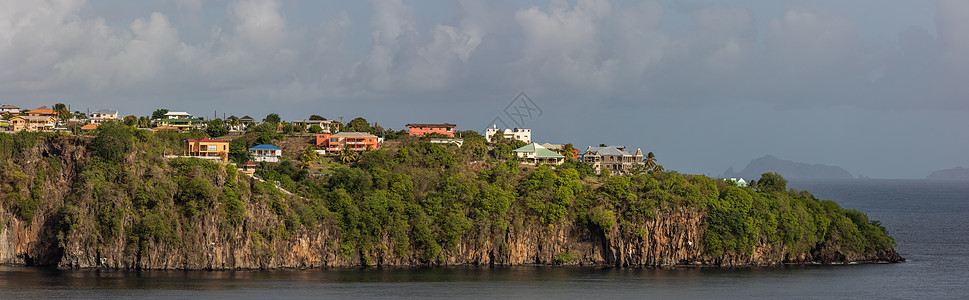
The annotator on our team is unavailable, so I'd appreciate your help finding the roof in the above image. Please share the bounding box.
[152,126,180,131]
[584,146,636,156]
[240,115,254,121]
[186,138,228,143]
[330,131,378,138]
[405,123,456,128]
[94,109,118,114]
[243,161,257,166]
[80,124,99,130]
[164,111,190,116]
[249,144,281,150]
[29,106,55,113]
[11,115,55,121]
[0,104,19,109]
[514,143,565,158]
[541,143,563,150]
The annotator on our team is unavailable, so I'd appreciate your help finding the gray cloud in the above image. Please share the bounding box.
[0,0,965,178]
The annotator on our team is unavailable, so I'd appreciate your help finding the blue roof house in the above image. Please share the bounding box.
[249,144,282,163]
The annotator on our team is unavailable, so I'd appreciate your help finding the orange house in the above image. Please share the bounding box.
[28,106,56,117]
[185,138,230,162]
[316,132,381,152]
[406,123,456,137]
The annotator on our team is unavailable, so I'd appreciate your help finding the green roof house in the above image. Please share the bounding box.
[513,143,565,165]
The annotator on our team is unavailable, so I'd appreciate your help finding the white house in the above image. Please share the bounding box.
[0,105,20,115]
[89,109,119,124]
[485,125,531,143]
[249,144,282,162]
[163,111,192,120]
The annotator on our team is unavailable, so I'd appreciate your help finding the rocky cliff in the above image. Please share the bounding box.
[0,133,902,270]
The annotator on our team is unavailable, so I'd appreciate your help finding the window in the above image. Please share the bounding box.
[207,145,217,152]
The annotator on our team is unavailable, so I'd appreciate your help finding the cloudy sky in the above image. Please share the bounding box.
[2,0,967,178]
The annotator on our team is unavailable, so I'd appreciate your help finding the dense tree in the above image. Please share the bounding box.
[263,113,281,125]
[560,143,577,159]
[309,115,326,120]
[123,115,138,126]
[756,172,788,193]
[90,121,133,163]
[345,117,371,133]
[151,109,169,120]
[308,125,323,133]
[205,119,229,137]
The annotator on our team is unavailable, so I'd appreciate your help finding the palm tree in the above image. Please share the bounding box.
[339,148,356,164]
[644,152,657,171]
[227,116,240,130]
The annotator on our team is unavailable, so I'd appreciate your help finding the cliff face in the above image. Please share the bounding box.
[0,135,902,270]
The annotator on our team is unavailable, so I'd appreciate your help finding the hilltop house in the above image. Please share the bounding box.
[0,105,20,115]
[239,115,256,129]
[89,109,119,124]
[317,132,381,152]
[185,138,229,162]
[157,112,203,129]
[579,145,644,175]
[9,116,56,132]
[249,144,282,163]
[293,119,340,133]
[485,125,531,143]
[241,161,258,176]
[513,143,565,165]
[28,106,56,117]
[406,123,456,137]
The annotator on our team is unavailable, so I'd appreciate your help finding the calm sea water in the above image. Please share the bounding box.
[1,180,966,299]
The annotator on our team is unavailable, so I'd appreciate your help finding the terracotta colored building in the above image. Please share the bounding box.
[406,123,456,137]
[28,106,56,117]
[316,132,381,152]
[185,138,230,162]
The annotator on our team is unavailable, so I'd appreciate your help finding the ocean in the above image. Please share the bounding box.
[1,180,966,299]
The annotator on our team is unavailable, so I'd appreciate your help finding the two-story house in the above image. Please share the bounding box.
[157,111,203,129]
[185,138,230,162]
[249,144,282,162]
[485,125,531,143]
[0,105,20,115]
[10,116,56,132]
[316,132,381,152]
[406,123,456,137]
[89,109,119,124]
[579,146,644,175]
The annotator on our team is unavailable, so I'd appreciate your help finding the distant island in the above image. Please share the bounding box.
[926,167,969,181]
[723,155,853,180]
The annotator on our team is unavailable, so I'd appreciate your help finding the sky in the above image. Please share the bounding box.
[1,0,967,179]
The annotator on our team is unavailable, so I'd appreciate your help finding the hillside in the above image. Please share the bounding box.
[926,167,969,181]
[0,125,902,269]
[724,155,853,180]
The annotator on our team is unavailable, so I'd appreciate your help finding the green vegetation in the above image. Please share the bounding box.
[0,124,898,267]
